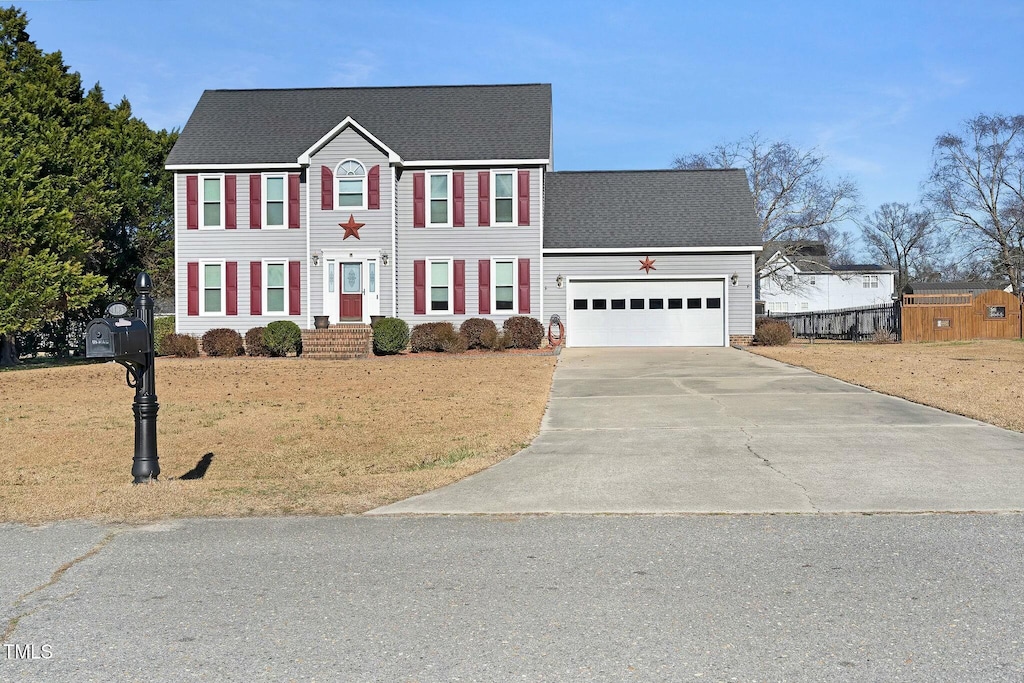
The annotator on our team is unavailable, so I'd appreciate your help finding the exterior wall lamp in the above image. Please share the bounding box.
[311,250,322,267]
[556,274,564,288]
[730,272,739,286]
[381,253,389,266]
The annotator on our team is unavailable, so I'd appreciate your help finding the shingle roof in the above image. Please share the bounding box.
[166,84,552,166]
[543,169,761,250]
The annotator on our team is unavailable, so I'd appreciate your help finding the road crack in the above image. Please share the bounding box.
[738,427,819,512]
[3,530,119,641]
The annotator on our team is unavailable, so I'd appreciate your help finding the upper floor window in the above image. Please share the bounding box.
[264,175,287,228]
[200,176,224,229]
[862,274,879,289]
[336,160,366,210]
[492,171,516,225]
[427,172,451,227]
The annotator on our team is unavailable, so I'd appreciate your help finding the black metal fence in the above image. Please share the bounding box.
[766,302,901,341]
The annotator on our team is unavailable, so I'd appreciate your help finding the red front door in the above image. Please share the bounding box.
[340,262,363,320]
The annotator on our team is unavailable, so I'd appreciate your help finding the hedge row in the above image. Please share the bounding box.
[158,320,303,358]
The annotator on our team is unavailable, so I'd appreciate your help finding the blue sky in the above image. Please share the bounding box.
[22,0,1024,224]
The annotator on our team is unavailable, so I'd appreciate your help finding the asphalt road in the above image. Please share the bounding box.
[3,514,1024,681]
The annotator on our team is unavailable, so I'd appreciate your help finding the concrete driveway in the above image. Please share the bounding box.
[371,347,1024,514]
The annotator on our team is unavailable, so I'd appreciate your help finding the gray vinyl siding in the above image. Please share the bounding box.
[174,171,307,335]
[308,127,394,319]
[542,252,756,336]
[395,166,544,326]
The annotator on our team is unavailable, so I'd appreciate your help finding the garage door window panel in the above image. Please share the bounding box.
[649,299,664,309]
[611,299,626,310]
[668,298,683,309]
[687,298,701,309]
[706,298,721,309]
[592,299,607,310]
[573,299,588,310]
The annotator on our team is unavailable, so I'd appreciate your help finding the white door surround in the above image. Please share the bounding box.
[565,275,729,347]
[321,249,381,324]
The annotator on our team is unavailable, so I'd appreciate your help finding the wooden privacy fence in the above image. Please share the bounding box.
[769,302,901,341]
[900,289,1022,342]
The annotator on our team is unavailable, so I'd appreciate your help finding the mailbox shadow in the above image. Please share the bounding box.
[178,452,214,480]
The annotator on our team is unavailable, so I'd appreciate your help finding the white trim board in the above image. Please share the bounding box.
[166,163,302,171]
[298,116,402,165]
[544,246,764,254]
[401,158,550,167]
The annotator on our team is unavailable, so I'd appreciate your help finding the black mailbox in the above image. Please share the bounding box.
[85,317,151,361]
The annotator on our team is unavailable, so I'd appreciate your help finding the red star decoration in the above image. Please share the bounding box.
[639,256,657,273]
[339,214,364,240]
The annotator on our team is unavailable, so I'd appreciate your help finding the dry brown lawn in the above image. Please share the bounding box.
[0,354,556,523]
[748,339,1024,432]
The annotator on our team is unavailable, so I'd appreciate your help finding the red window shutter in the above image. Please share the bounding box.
[186,175,198,229]
[518,170,530,226]
[368,165,380,210]
[249,261,262,315]
[249,175,261,229]
[288,174,300,228]
[478,259,490,314]
[187,262,199,315]
[477,171,490,226]
[225,175,237,229]
[518,258,531,313]
[225,261,238,315]
[289,261,301,315]
[452,172,465,227]
[413,260,426,314]
[453,260,466,314]
[321,165,333,211]
[413,173,425,228]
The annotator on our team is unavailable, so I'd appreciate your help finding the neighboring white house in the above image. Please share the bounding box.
[758,243,896,313]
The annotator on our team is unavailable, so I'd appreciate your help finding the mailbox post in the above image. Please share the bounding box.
[84,273,160,483]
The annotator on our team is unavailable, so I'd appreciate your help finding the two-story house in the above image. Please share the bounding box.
[166,84,762,347]
[758,241,897,313]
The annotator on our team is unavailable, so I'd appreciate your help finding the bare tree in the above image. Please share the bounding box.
[925,114,1024,294]
[859,203,941,293]
[673,133,860,281]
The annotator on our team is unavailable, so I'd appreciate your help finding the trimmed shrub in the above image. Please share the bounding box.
[754,318,792,346]
[438,325,467,354]
[480,326,510,352]
[245,327,270,356]
[410,322,455,353]
[161,333,199,358]
[153,316,176,356]
[264,320,303,357]
[502,316,544,349]
[372,317,410,355]
[201,328,245,357]
[459,318,497,350]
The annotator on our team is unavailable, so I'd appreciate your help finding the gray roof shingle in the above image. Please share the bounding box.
[166,84,552,166]
[543,169,761,250]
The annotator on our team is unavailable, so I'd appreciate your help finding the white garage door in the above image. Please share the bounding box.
[567,279,726,347]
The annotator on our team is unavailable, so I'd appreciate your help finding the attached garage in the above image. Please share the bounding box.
[567,278,726,346]
[542,169,763,347]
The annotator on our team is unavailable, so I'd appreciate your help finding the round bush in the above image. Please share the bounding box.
[372,317,410,355]
[153,316,176,356]
[437,325,467,353]
[264,320,303,356]
[201,328,245,357]
[480,326,509,351]
[410,322,455,352]
[161,333,199,358]
[245,327,270,356]
[502,316,544,349]
[459,318,497,349]
[754,318,793,346]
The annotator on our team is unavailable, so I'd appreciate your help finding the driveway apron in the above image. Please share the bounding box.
[370,347,1024,514]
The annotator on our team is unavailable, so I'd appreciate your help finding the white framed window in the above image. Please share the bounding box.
[336,159,366,210]
[800,302,809,311]
[491,170,517,226]
[199,175,225,229]
[263,261,288,314]
[492,258,518,312]
[863,274,879,289]
[426,171,452,227]
[808,276,816,285]
[199,260,226,315]
[262,175,288,228]
[766,301,789,313]
[427,259,452,313]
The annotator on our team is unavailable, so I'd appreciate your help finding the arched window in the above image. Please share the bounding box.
[336,159,366,209]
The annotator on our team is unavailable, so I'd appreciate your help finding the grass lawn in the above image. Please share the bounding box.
[748,339,1024,432]
[0,354,556,523]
